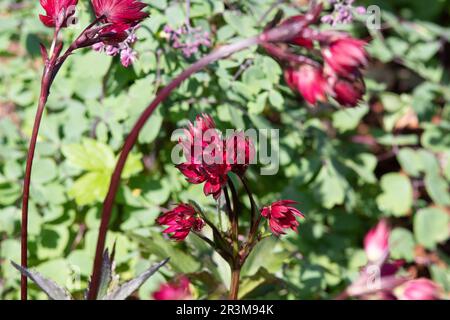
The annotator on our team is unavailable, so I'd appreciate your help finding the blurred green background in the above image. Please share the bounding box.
[0,0,449,299]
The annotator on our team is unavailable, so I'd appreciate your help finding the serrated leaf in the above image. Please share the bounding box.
[11,261,72,300]
[103,258,169,300]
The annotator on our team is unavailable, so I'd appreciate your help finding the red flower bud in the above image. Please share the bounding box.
[284,66,327,105]
[330,76,365,107]
[156,204,205,241]
[297,65,327,105]
[39,0,78,28]
[322,37,368,76]
[261,200,304,236]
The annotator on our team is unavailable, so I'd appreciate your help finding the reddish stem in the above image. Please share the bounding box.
[229,267,241,300]
[20,40,62,299]
[87,3,323,300]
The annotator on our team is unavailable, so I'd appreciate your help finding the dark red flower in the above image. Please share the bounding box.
[39,0,78,28]
[322,37,368,76]
[91,0,149,27]
[330,76,365,107]
[153,276,192,300]
[156,204,205,241]
[176,162,230,199]
[179,113,219,163]
[260,200,304,236]
[177,114,230,199]
[225,132,255,176]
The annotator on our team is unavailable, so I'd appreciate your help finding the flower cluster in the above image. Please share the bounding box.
[156,203,205,241]
[164,25,212,58]
[39,0,148,58]
[153,276,192,300]
[263,7,368,107]
[176,114,254,199]
[260,200,304,236]
[321,0,366,26]
[283,35,368,107]
[92,26,139,67]
[346,220,442,300]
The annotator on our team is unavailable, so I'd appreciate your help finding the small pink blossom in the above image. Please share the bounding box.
[120,47,137,67]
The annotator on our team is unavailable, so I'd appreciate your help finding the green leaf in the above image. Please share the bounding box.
[332,105,369,133]
[414,207,449,249]
[397,148,423,177]
[314,162,347,209]
[62,138,115,172]
[390,228,415,262]
[376,173,413,216]
[424,172,450,206]
[68,171,110,206]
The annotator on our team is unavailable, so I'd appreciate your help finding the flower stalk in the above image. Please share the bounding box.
[88,2,324,300]
[21,0,150,300]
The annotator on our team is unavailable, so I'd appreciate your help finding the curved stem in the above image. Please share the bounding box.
[87,3,323,300]
[87,36,260,299]
[20,44,60,300]
[21,82,48,300]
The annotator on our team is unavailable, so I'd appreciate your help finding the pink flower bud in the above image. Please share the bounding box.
[153,276,192,300]
[396,278,442,300]
[364,219,390,263]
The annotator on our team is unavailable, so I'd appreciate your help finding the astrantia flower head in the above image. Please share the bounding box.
[91,0,149,27]
[176,114,230,199]
[261,200,304,236]
[153,276,192,300]
[39,0,78,28]
[156,204,205,241]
